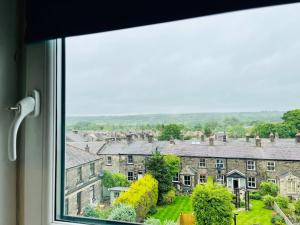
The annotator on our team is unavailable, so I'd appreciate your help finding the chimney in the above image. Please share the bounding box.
[85,144,90,152]
[269,132,275,143]
[169,137,175,145]
[200,134,205,142]
[147,134,154,143]
[295,133,300,143]
[246,134,251,142]
[222,133,227,142]
[209,136,214,146]
[255,136,261,147]
[126,134,133,144]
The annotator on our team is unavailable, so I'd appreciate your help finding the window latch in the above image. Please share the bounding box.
[8,90,40,161]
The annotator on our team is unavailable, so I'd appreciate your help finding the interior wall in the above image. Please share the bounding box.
[0,0,18,224]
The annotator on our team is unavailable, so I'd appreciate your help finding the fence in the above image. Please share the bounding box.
[273,202,294,225]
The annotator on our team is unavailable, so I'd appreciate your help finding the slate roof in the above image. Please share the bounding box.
[66,131,88,142]
[98,138,300,161]
[279,170,300,178]
[65,144,99,169]
[67,141,106,155]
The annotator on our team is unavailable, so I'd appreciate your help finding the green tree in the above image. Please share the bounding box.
[252,122,297,138]
[164,154,181,177]
[192,178,234,225]
[145,150,173,203]
[227,125,246,138]
[102,171,130,188]
[282,109,300,130]
[158,124,183,140]
[259,181,279,197]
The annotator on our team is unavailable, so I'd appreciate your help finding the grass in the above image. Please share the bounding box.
[152,196,193,222]
[151,197,274,225]
[233,200,273,225]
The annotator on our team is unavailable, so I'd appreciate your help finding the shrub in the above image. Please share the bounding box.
[108,204,136,222]
[295,199,300,216]
[114,174,158,221]
[102,171,130,188]
[263,195,275,209]
[260,181,279,197]
[144,217,161,225]
[271,214,285,224]
[192,180,234,225]
[162,188,176,204]
[163,220,177,225]
[148,207,158,215]
[82,205,99,218]
[276,195,289,209]
[249,191,262,200]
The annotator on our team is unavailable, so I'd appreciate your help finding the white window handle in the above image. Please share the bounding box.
[8,90,40,161]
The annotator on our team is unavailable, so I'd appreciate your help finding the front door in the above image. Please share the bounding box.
[233,179,239,189]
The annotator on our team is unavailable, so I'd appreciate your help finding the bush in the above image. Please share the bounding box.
[102,171,130,188]
[271,214,285,225]
[263,195,275,209]
[250,191,262,200]
[260,181,279,197]
[82,205,99,218]
[144,218,177,225]
[276,195,289,209]
[108,204,136,222]
[192,180,234,225]
[148,207,158,215]
[162,188,176,204]
[295,199,300,216]
[114,174,158,221]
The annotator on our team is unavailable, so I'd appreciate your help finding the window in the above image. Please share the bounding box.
[247,160,256,170]
[90,185,95,204]
[247,177,256,188]
[216,175,225,184]
[77,192,82,215]
[127,171,134,181]
[114,192,120,198]
[184,176,191,186]
[199,158,206,168]
[215,159,224,169]
[173,173,179,182]
[287,181,297,193]
[127,155,133,164]
[268,179,277,184]
[267,161,276,171]
[199,175,207,183]
[90,162,95,176]
[106,156,112,165]
[77,166,83,184]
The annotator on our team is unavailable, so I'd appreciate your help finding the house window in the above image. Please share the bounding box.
[114,192,120,198]
[247,160,256,170]
[107,156,112,165]
[268,179,277,184]
[77,166,82,183]
[287,181,297,193]
[184,176,191,186]
[215,159,224,169]
[267,161,275,171]
[199,158,206,168]
[247,177,256,188]
[216,174,225,184]
[77,192,82,215]
[127,171,134,181]
[90,185,96,203]
[199,175,207,183]
[90,162,95,176]
[173,173,179,182]
[65,198,69,215]
[127,155,133,164]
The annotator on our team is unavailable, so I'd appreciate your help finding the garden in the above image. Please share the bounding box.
[81,150,299,225]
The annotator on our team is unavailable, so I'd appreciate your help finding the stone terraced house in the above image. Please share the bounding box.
[97,134,300,198]
[65,144,102,216]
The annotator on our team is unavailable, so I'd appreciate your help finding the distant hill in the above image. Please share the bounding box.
[66,111,284,129]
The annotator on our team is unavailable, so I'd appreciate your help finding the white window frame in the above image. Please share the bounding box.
[247,160,256,171]
[215,159,224,169]
[199,175,207,183]
[247,177,256,188]
[106,156,112,165]
[267,161,276,171]
[184,175,191,186]
[127,155,133,164]
[216,174,225,184]
[199,158,206,168]
[127,171,134,181]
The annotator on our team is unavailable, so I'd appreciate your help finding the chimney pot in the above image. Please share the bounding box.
[246,134,251,142]
[126,134,133,144]
[147,134,154,143]
[295,133,300,143]
[222,133,227,142]
[85,144,90,152]
[200,134,205,142]
[209,136,214,146]
[269,132,275,142]
[255,136,261,147]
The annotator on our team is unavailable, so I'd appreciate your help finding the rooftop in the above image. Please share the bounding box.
[98,138,300,161]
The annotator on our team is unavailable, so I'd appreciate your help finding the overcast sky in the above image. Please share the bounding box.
[66,3,300,116]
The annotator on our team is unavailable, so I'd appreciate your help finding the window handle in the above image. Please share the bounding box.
[8,90,40,161]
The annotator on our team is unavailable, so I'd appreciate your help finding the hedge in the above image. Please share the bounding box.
[114,174,158,221]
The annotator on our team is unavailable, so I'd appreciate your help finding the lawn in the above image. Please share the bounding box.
[152,196,193,222]
[233,200,273,225]
[152,196,274,225]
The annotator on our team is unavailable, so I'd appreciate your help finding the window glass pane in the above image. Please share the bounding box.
[61,3,300,224]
